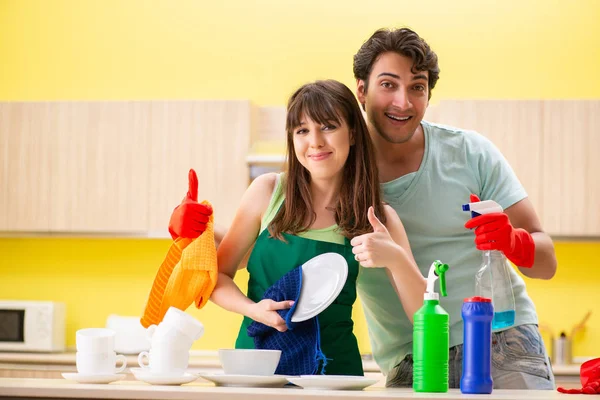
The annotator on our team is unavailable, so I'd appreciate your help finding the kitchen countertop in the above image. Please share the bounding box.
[0,351,220,369]
[0,351,380,373]
[0,351,579,375]
[0,378,573,400]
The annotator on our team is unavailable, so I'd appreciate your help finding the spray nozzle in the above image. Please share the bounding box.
[462,199,504,218]
[425,260,449,300]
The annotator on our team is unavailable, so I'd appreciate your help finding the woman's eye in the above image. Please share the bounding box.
[295,128,308,135]
[322,124,337,131]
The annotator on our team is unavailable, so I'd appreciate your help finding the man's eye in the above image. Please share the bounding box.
[414,85,426,91]
[381,82,393,88]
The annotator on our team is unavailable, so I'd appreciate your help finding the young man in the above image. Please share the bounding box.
[168,27,558,390]
[352,28,557,389]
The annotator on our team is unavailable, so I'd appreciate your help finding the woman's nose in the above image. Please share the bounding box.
[309,131,325,148]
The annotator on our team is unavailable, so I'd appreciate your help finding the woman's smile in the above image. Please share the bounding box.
[308,151,333,161]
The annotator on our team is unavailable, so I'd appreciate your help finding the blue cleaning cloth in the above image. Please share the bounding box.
[246,265,327,376]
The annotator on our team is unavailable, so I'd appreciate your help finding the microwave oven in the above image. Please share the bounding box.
[0,300,66,352]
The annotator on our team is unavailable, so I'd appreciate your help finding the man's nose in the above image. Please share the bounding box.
[392,87,412,110]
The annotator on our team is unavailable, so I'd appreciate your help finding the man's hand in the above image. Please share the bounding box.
[247,299,294,332]
[168,169,213,240]
[464,194,535,268]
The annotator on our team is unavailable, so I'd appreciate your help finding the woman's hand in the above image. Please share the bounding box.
[351,206,405,268]
[247,299,294,332]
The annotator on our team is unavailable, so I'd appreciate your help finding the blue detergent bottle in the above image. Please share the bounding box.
[462,200,516,329]
[460,296,494,394]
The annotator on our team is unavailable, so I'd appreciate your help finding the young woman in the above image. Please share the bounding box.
[210,80,426,376]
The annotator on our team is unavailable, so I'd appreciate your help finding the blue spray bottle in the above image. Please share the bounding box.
[462,200,516,329]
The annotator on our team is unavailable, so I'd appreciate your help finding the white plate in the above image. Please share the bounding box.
[291,253,348,322]
[199,373,289,388]
[61,372,126,384]
[287,375,378,390]
[130,368,198,385]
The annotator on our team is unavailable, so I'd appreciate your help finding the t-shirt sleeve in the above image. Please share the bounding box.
[467,132,528,210]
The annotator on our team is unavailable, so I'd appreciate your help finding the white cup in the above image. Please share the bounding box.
[146,307,204,347]
[76,351,127,375]
[138,345,189,376]
[148,325,190,344]
[76,328,116,354]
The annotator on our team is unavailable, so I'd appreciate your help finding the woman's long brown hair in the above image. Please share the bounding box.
[268,79,386,240]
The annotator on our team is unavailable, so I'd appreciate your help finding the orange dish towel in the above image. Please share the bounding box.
[140,201,218,328]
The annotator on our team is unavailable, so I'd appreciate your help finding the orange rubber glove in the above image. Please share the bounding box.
[464,194,535,268]
[168,169,213,240]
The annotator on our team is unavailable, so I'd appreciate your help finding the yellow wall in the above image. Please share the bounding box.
[1,0,599,358]
[0,239,598,358]
[1,0,599,105]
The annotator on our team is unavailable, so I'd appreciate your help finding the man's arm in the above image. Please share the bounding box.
[504,198,557,279]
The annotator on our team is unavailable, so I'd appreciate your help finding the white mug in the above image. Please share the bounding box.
[146,308,204,346]
[147,325,193,349]
[76,351,127,375]
[76,328,116,354]
[137,345,189,376]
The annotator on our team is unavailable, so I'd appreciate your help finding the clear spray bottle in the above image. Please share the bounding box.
[462,200,516,329]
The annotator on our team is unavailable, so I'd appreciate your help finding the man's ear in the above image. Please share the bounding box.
[356,79,366,110]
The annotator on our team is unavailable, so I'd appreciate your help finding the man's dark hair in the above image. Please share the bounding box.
[353,28,440,100]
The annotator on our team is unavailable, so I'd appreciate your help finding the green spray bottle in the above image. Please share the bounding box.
[413,260,450,393]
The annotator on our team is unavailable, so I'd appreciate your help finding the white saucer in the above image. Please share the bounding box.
[287,375,378,390]
[291,253,348,322]
[61,372,126,384]
[199,373,289,388]
[130,368,198,385]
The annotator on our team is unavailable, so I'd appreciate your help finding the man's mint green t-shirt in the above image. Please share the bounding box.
[357,121,539,375]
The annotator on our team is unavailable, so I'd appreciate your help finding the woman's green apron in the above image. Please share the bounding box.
[234,228,363,376]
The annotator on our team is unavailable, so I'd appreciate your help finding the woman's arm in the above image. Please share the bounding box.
[380,205,427,322]
[351,205,426,323]
[210,173,292,332]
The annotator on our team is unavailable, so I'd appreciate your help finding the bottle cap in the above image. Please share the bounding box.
[425,292,440,301]
[464,296,492,303]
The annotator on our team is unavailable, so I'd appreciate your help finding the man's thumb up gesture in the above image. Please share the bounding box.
[350,206,398,268]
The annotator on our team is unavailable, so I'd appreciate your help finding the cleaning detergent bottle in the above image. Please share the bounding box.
[413,260,450,393]
[460,296,494,394]
[463,200,516,329]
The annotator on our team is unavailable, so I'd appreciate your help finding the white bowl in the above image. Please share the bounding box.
[218,349,281,376]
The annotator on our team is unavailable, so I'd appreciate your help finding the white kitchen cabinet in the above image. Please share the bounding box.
[1,100,598,236]
[426,99,600,237]
[48,102,150,232]
[0,101,251,234]
[0,102,149,232]
[0,103,55,231]
[541,100,600,236]
[146,100,251,232]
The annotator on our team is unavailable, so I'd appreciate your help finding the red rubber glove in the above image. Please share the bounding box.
[168,169,213,240]
[557,357,600,394]
[464,194,535,268]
